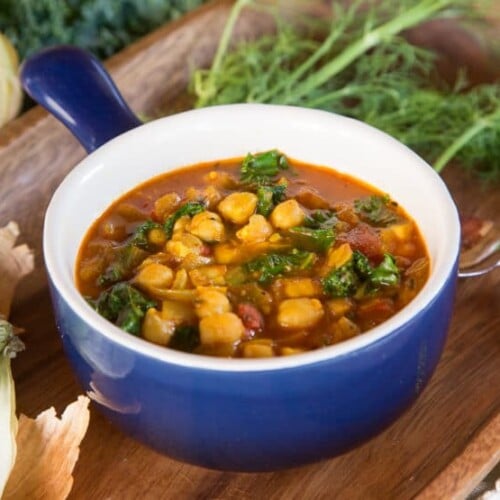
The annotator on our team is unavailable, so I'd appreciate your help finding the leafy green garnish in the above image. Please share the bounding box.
[245,249,316,284]
[97,244,148,287]
[322,250,399,297]
[97,220,164,287]
[256,184,287,217]
[288,227,335,253]
[322,263,360,298]
[163,201,206,238]
[169,325,200,353]
[129,220,163,249]
[91,283,156,335]
[304,210,338,230]
[354,195,398,227]
[192,0,500,181]
[240,150,289,185]
[370,254,400,287]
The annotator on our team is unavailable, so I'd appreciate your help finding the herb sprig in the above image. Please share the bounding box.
[192,0,500,181]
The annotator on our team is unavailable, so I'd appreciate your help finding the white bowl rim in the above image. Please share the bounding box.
[44,103,460,372]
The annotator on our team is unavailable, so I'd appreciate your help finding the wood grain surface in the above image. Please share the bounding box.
[1,1,499,499]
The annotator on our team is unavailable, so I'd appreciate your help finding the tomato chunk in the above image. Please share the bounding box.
[236,303,264,332]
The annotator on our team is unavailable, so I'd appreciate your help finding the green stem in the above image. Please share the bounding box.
[195,0,252,107]
[256,1,360,103]
[433,108,500,173]
[282,0,454,104]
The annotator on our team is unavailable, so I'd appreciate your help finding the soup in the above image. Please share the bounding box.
[76,150,429,358]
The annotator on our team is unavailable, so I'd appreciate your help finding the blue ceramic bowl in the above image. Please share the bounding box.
[22,47,460,472]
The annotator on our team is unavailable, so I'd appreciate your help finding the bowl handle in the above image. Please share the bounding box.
[20,46,142,153]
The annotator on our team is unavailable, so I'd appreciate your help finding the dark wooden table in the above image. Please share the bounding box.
[1,2,499,498]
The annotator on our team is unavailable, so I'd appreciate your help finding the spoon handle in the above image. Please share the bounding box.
[21,46,141,153]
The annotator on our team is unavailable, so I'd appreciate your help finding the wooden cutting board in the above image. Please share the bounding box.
[1,1,499,498]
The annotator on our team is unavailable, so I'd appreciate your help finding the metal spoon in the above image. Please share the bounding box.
[458,237,500,279]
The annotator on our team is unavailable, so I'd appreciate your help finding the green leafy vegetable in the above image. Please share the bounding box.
[322,250,400,297]
[192,0,500,181]
[245,249,316,284]
[288,226,335,252]
[354,195,398,227]
[129,220,163,249]
[98,244,148,287]
[92,283,156,335]
[0,319,24,497]
[256,184,287,217]
[97,220,165,287]
[370,254,400,287]
[352,250,372,279]
[0,0,207,60]
[163,201,206,238]
[240,150,289,185]
[304,210,338,230]
[322,263,360,297]
[169,325,200,352]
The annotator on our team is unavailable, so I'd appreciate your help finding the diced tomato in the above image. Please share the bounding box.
[339,223,383,261]
[200,244,212,257]
[236,303,264,332]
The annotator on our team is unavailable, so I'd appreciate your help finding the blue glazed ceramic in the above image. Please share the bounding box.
[22,47,460,472]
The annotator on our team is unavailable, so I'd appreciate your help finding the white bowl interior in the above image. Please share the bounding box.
[44,104,460,371]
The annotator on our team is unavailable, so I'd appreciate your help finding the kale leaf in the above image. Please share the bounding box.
[256,184,287,217]
[98,244,148,287]
[129,220,163,249]
[169,325,200,353]
[1,0,206,60]
[163,201,206,238]
[240,150,289,185]
[304,209,338,230]
[321,263,360,297]
[354,195,398,227]
[322,250,399,297]
[245,249,316,284]
[288,226,335,252]
[91,283,156,335]
[370,254,400,287]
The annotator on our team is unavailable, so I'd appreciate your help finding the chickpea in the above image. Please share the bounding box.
[203,185,223,209]
[326,298,353,318]
[173,215,191,234]
[142,308,176,346]
[277,278,322,298]
[218,192,258,225]
[189,211,226,242]
[165,232,204,259]
[236,214,273,243]
[154,192,181,221]
[161,300,196,324]
[277,298,324,329]
[199,312,245,344]
[134,263,174,294]
[148,227,167,246]
[270,199,305,229]
[241,339,275,358]
[189,265,227,287]
[194,287,231,318]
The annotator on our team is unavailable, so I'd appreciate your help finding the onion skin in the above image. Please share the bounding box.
[0,33,23,127]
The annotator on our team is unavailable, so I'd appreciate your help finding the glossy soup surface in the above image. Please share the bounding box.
[76,151,429,358]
